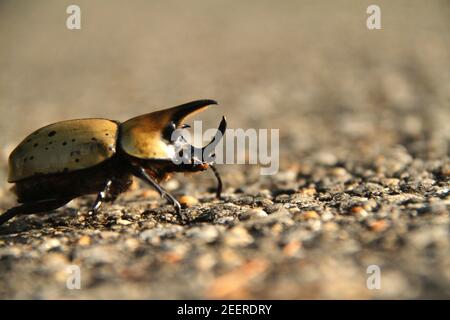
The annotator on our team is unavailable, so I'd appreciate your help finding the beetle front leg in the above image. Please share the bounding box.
[209,164,223,199]
[132,166,182,215]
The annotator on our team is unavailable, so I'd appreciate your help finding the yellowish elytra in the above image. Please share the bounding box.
[8,119,118,182]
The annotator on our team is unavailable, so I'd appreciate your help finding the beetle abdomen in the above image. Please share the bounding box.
[8,119,119,182]
[13,158,133,203]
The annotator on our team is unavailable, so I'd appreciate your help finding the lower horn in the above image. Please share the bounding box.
[202,116,227,162]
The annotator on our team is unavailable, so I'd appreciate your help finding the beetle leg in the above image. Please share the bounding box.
[0,198,73,226]
[209,164,223,199]
[89,180,113,215]
[132,166,182,215]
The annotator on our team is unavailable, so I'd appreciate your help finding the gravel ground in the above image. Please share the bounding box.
[0,0,449,299]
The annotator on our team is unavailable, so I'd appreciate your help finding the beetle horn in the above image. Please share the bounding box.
[170,99,218,126]
[203,116,227,153]
[190,116,226,164]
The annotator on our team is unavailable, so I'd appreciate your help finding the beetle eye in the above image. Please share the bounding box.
[162,121,177,142]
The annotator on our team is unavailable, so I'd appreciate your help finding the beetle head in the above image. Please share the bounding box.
[120,100,226,168]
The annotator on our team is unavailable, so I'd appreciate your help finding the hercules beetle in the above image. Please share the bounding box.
[0,100,226,225]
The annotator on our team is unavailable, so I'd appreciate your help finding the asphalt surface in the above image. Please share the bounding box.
[0,0,449,299]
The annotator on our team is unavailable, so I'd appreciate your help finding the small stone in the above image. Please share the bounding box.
[43,253,69,273]
[179,195,199,207]
[161,251,184,264]
[223,226,253,247]
[100,231,120,239]
[160,243,188,264]
[331,167,348,177]
[306,219,322,231]
[289,207,301,214]
[321,211,334,221]
[282,240,302,257]
[275,194,291,203]
[196,253,216,271]
[41,239,61,251]
[141,189,159,198]
[350,206,368,218]
[78,235,91,246]
[369,220,389,232]
[139,226,183,243]
[271,207,291,217]
[381,178,400,188]
[186,225,220,243]
[363,199,378,211]
[314,151,337,166]
[165,179,180,191]
[303,211,320,220]
[271,223,283,235]
[220,248,243,267]
[299,188,316,196]
[274,170,297,182]
[206,259,268,299]
[116,218,132,225]
[128,178,140,191]
[323,221,339,232]
[241,208,268,220]
[124,238,140,250]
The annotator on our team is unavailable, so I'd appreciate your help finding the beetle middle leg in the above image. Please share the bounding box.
[88,176,133,215]
[89,180,114,215]
[0,197,73,226]
[132,166,182,215]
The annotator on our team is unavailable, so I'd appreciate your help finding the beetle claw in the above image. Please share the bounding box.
[173,200,182,215]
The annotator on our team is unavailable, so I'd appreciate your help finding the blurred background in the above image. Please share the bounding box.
[0,0,449,299]
[1,0,448,174]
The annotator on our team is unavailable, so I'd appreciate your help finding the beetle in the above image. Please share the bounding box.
[0,99,226,226]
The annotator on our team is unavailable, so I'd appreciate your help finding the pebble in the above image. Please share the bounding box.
[314,151,338,166]
[116,218,132,225]
[282,240,302,257]
[299,188,316,196]
[331,167,348,177]
[100,231,120,239]
[381,178,400,188]
[185,225,220,243]
[369,220,389,232]
[124,238,140,250]
[223,226,253,247]
[241,208,268,220]
[302,210,320,220]
[165,179,180,191]
[179,195,199,207]
[350,206,368,218]
[219,248,243,267]
[78,235,91,246]
[40,239,62,251]
[196,253,217,271]
[139,226,183,243]
[321,211,334,221]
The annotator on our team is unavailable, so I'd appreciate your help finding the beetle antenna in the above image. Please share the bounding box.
[210,164,223,199]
